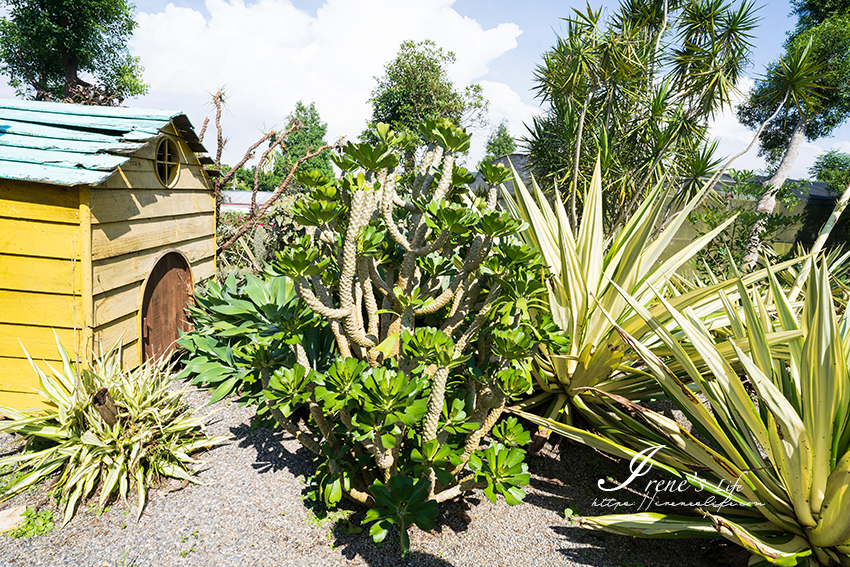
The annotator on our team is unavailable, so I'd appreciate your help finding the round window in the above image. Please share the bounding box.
[155,138,179,186]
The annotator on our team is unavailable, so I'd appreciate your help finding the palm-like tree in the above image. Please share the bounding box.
[525,0,758,234]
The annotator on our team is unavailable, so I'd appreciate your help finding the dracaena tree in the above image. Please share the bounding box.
[526,0,757,232]
[266,119,546,554]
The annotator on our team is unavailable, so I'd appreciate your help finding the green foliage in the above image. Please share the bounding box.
[526,0,757,229]
[0,337,227,525]
[478,120,516,167]
[178,271,335,420]
[810,149,850,192]
[571,261,850,566]
[216,198,304,278]
[223,102,333,192]
[0,0,148,103]
[5,507,54,538]
[737,5,850,163]
[364,40,488,170]
[279,101,334,180]
[689,170,803,275]
[263,119,543,554]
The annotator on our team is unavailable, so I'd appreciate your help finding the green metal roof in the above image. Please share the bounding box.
[0,98,207,186]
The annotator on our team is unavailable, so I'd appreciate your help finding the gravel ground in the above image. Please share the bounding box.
[0,382,740,567]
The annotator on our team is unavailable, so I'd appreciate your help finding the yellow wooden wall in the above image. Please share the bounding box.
[0,181,84,409]
[90,128,216,369]
[1,125,215,411]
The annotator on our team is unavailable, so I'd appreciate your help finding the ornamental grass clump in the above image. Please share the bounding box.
[267,120,545,553]
[0,337,228,525]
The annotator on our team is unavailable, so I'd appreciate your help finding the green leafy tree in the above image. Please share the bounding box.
[810,149,850,192]
[737,0,850,268]
[279,101,334,180]
[526,0,757,232]
[478,120,516,167]
[223,101,333,192]
[0,0,148,104]
[364,39,488,170]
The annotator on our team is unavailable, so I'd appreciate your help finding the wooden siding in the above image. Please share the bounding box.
[0,133,215,411]
[0,182,84,411]
[89,145,214,365]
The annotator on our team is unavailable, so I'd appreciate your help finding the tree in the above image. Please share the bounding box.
[279,101,334,181]
[364,39,488,170]
[810,149,850,192]
[0,0,147,104]
[525,0,757,232]
[737,0,850,268]
[224,101,334,193]
[479,120,516,167]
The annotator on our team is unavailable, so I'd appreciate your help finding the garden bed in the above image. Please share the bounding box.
[0,381,733,567]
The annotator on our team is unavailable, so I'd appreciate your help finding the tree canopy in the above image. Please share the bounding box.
[479,120,516,167]
[525,0,757,231]
[364,39,487,169]
[0,0,148,104]
[810,149,850,193]
[226,101,333,192]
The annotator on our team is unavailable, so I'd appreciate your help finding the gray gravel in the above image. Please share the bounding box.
[0,382,739,567]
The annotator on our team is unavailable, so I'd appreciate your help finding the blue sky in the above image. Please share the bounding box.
[4,0,845,177]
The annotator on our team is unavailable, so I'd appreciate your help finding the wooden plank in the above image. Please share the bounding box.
[0,356,64,411]
[0,109,168,138]
[93,281,141,327]
[191,256,216,284]
[0,145,127,171]
[0,158,115,186]
[0,180,79,223]
[91,212,214,261]
[0,130,143,156]
[0,99,179,122]
[0,324,79,359]
[0,389,52,412]
[0,290,82,327]
[0,217,81,259]
[89,189,214,224]
[98,159,212,191]
[93,312,138,353]
[0,255,80,294]
[92,235,214,295]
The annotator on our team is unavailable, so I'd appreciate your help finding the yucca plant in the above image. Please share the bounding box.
[524,260,850,566]
[0,337,228,525]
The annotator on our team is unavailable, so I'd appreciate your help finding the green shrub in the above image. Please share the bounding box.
[178,271,336,422]
[0,338,228,525]
[265,120,545,553]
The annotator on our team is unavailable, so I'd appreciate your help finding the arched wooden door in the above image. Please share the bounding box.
[141,252,193,362]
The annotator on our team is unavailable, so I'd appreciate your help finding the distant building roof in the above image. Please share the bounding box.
[220,190,276,212]
[0,98,209,187]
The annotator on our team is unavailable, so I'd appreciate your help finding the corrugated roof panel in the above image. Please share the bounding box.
[0,145,127,171]
[0,159,114,186]
[0,118,122,143]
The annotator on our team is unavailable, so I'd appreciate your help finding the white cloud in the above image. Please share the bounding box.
[130,0,525,165]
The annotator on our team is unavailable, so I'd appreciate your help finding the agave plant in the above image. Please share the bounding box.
[523,260,850,566]
[501,157,757,426]
[0,337,228,525]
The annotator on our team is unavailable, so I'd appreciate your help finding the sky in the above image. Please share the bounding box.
[3,0,849,178]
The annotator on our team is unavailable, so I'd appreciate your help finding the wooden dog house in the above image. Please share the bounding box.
[0,99,216,410]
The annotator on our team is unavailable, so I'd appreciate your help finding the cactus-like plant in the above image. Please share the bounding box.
[268,120,546,553]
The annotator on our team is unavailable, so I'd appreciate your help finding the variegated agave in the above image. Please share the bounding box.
[524,260,850,566]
